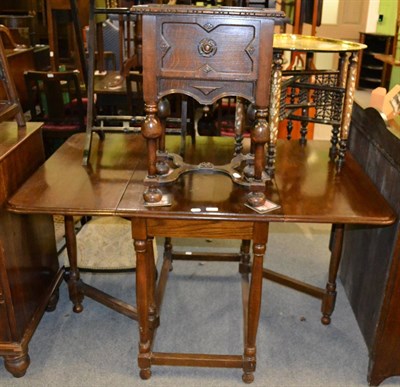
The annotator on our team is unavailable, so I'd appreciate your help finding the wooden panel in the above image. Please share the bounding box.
[0,123,59,376]
[273,139,395,225]
[0,128,44,202]
[158,78,256,105]
[340,103,400,386]
[0,48,35,111]
[146,218,255,239]
[158,17,258,79]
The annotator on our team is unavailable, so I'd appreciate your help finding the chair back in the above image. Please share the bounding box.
[24,70,86,130]
[125,72,144,116]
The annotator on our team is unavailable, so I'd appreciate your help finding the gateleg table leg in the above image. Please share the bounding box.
[134,237,152,380]
[132,218,155,380]
[321,223,344,325]
[243,222,269,383]
[64,215,84,313]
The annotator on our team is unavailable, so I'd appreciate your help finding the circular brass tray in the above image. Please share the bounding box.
[273,34,367,52]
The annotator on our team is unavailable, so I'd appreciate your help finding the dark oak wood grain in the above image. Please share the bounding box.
[10,133,394,225]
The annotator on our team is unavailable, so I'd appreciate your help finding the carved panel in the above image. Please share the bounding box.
[157,16,258,80]
[158,78,255,105]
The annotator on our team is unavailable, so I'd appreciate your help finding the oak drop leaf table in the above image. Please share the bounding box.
[7,133,395,383]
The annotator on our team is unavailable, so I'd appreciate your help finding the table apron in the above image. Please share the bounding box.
[143,218,258,240]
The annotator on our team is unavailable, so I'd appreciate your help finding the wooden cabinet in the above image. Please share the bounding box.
[0,122,63,377]
[356,33,394,90]
[0,37,62,377]
[0,126,63,378]
[340,103,400,386]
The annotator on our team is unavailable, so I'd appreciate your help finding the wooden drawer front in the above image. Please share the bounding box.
[159,78,255,105]
[146,218,255,239]
[157,16,262,80]
[0,129,44,205]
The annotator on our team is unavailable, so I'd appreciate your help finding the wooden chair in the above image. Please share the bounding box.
[125,71,144,116]
[0,31,26,127]
[24,70,86,158]
[0,24,27,50]
[46,0,87,86]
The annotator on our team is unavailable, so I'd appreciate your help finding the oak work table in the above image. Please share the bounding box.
[7,133,395,383]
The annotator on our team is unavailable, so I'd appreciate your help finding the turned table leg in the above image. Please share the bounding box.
[243,223,268,383]
[135,237,152,380]
[142,102,164,204]
[146,237,159,331]
[321,223,344,325]
[239,239,251,275]
[64,215,84,313]
[132,218,154,380]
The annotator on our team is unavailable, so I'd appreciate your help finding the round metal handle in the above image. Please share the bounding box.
[198,38,217,57]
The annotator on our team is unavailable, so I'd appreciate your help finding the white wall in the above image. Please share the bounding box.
[365,0,380,32]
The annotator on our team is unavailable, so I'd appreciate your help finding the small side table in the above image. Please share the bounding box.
[133,4,284,207]
[272,34,366,168]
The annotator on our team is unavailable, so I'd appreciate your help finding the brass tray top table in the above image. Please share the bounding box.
[271,34,367,168]
[7,133,395,383]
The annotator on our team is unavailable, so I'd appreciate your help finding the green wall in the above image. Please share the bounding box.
[376,0,399,89]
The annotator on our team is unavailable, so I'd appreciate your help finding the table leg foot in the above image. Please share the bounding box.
[242,371,255,384]
[4,353,30,378]
[64,215,84,313]
[321,315,331,325]
[66,274,84,313]
[46,288,59,312]
[321,286,336,325]
[143,186,163,204]
[139,368,152,380]
[73,303,84,313]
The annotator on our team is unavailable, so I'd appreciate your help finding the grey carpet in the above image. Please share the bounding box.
[2,222,400,387]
